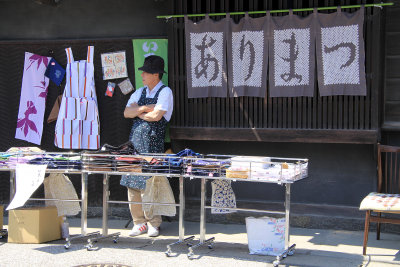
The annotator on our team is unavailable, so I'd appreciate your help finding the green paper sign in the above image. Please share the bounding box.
[132,39,168,89]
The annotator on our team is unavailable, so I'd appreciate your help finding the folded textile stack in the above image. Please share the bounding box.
[226,156,272,179]
[143,148,202,175]
[115,156,143,173]
[29,154,82,170]
[250,162,308,182]
[226,167,250,179]
[4,147,45,168]
[82,141,139,172]
[142,156,182,174]
[187,158,230,177]
[82,155,116,172]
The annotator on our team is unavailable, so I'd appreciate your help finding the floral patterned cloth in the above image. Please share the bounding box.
[360,192,400,211]
[211,179,237,214]
[15,52,50,145]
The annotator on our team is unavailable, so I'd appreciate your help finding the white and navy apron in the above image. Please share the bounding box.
[120,85,167,190]
[54,46,100,149]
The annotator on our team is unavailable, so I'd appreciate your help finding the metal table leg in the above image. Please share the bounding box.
[273,183,296,267]
[10,170,15,201]
[64,172,99,249]
[166,175,195,256]
[86,173,120,251]
[103,173,109,235]
[2,170,15,237]
[81,172,88,235]
[187,178,214,259]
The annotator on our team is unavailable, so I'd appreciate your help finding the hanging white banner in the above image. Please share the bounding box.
[7,164,47,210]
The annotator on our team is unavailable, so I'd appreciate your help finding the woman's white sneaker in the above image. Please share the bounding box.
[147,226,160,237]
[129,223,148,236]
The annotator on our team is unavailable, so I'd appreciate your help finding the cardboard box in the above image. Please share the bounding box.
[8,206,62,243]
[0,205,3,230]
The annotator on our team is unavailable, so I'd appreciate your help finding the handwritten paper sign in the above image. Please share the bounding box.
[7,164,47,210]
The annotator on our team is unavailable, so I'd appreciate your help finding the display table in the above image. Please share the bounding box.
[81,152,194,252]
[0,151,93,247]
[0,149,308,266]
[182,155,308,266]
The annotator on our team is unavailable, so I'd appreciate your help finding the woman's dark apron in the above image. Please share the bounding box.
[120,85,167,190]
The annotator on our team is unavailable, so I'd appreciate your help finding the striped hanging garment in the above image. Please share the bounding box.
[55,46,100,149]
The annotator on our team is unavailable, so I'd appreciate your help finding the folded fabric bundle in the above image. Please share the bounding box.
[226,167,249,179]
[230,156,272,169]
[142,157,182,174]
[187,158,231,177]
[116,165,142,173]
[29,155,82,170]
[82,155,116,171]
[166,148,202,167]
[248,162,308,181]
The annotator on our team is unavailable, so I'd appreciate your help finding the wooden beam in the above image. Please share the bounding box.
[170,127,379,144]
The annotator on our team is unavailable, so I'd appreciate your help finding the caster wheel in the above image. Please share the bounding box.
[64,244,70,249]
[165,252,171,257]
[208,244,214,249]
[186,243,193,247]
[86,244,94,251]
[113,238,119,243]
[187,254,194,260]
[273,260,279,267]
[283,254,287,258]
[288,249,295,256]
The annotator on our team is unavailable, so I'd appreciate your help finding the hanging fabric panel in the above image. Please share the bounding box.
[185,15,228,98]
[15,52,50,145]
[269,10,315,97]
[227,13,269,97]
[316,7,366,96]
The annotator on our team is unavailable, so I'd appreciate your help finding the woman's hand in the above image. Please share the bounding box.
[140,104,155,113]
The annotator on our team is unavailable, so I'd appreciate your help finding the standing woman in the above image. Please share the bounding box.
[120,55,173,237]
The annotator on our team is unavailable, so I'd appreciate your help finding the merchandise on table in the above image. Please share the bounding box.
[230,156,272,169]
[226,167,250,179]
[186,158,230,177]
[28,154,82,170]
[248,161,308,182]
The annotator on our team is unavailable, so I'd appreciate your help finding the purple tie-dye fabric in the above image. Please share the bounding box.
[15,52,50,145]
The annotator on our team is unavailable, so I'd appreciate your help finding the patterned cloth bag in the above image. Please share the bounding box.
[44,173,81,216]
[142,176,176,217]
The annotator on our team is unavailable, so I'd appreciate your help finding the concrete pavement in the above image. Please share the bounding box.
[0,217,399,267]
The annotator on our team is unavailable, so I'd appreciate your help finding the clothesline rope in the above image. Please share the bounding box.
[156,2,394,19]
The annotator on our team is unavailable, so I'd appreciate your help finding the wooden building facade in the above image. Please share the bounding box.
[0,0,399,218]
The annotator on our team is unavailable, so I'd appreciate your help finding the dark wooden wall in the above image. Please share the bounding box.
[168,0,385,144]
[0,0,172,205]
[382,0,400,131]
